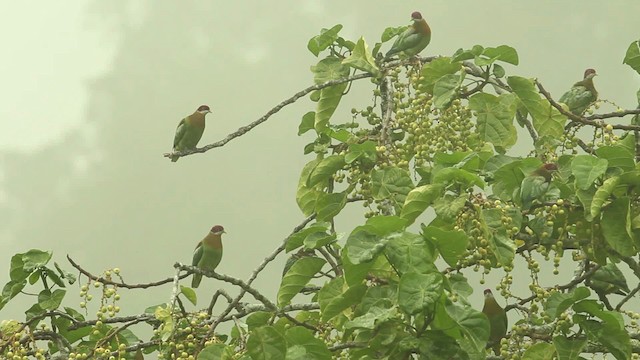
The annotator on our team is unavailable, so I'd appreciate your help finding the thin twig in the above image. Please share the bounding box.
[67,255,189,289]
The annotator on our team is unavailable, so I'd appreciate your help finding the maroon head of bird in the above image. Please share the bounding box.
[210,225,225,235]
[197,105,212,114]
[583,68,597,80]
[411,11,423,22]
[484,289,494,298]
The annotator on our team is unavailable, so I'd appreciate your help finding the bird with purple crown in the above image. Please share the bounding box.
[170,105,212,162]
[559,69,598,116]
[191,225,225,288]
[385,11,431,60]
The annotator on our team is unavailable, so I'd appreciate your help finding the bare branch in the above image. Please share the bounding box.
[67,255,188,289]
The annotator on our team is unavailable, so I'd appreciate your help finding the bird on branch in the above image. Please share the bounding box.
[482,289,508,355]
[191,225,225,288]
[170,105,212,162]
[559,68,598,116]
[385,11,431,60]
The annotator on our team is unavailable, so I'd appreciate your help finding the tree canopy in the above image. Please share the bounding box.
[2,18,640,360]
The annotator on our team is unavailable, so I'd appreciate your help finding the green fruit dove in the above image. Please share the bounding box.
[385,11,431,59]
[171,105,212,162]
[482,289,508,355]
[191,225,225,288]
[559,68,598,116]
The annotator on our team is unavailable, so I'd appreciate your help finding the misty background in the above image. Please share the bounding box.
[1,1,638,332]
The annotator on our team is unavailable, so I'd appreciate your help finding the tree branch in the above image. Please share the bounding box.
[164,74,373,161]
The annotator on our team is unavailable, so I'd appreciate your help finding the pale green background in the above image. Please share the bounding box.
[1,0,639,342]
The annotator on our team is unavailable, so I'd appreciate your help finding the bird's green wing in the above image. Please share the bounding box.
[173,118,187,149]
[559,86,596,115]
[192,242,203,267]
[386,27,415,56]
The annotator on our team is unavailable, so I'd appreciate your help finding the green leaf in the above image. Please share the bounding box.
[521,342,556,359]
[298,111,316,135]
[580,319,630,360]
[37,289,65,310]
[482,45,519,65]
[342,248,373,287]
[198,343,234,360]
[247,311,272,331]
[307,155,346,187]
[296,159,322,216]
[247,326,287,360]
[345,140,377,164]
[22,249,52,272]
[595,140,635,172]
[365,215,409,234]
[307,25,343,57]
[345,216,408,264]
[433,194,467,222]
[490,157,541,201]
[552,336,586,360]
[445,301,490,354]
[318,279,367,322]
[342,37,381,76]
[25,303,45,321]
[315,191,347,222]
[432,167,486,189]
[371,167,414,206]
[470,93,518,150]
[315,83,348,134]
[623,40,640,75]
[180,286,197,306]
[285,327,332,360]
[447,273,473,299]
[381,26,407,42]
[286,222,331,252]
[480,208,516,266]
[399,184,444,224]
[423,226,469,267]
[345,306,397,330]
[492,64,505,78]
[418,57,462,94]
[345,226,387,264]
[544,287,590,319]
[601,197,636,256]
[385,232,437,275]
[452,45,484,62]
[433,73,464,109]
[590,176,619,221]
[570,155,608,190]
[278,257,326,306]
[508,76,565,139]
[398,272,443,314]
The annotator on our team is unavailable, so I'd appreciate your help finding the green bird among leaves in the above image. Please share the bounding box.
[385,11,432,60]
[559,68,598,116]
[171,105,212,162]
[482,289,508,355]
[191,225,225,288]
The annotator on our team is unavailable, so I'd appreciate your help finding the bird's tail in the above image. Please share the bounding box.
[191,273,201,288]
[170,155,179,162]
